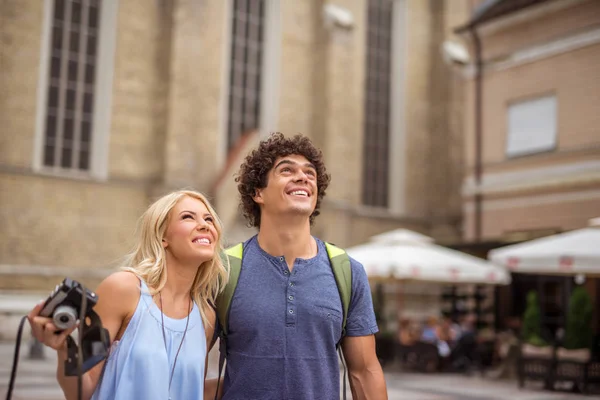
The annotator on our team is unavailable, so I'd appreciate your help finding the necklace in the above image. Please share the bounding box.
[159,292,191,400]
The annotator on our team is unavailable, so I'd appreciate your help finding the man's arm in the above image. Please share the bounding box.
[341,335,387,400]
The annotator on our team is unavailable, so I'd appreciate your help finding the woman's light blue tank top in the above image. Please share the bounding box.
[92,278,206,400]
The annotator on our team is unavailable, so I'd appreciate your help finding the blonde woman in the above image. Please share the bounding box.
[27,190,228,400]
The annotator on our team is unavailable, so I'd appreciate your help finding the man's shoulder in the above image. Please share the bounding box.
[313,238,368,275]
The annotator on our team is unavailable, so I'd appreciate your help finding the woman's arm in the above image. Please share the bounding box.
[29,272,139,400]
[204,378,223,400]
[203,306,223,400]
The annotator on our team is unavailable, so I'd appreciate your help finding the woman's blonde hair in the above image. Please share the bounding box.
[122,189,228,328]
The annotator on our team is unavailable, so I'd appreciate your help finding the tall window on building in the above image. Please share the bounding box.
[227,0,265,151]
[43,0,101,171]
[362,0,393,208]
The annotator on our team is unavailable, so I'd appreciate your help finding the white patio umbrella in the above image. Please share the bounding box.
[347,229,511,285]
[488,217,600,276]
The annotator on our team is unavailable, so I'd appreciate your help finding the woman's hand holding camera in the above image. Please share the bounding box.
[27,301,79,352]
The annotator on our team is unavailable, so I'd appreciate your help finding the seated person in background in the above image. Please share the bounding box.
[421,316,452,359]
[449,318,462,344]
[437,317,455,344]
[421,316,438,343]
[451,314,479,371]
[457,313,477,341]
[398,318,417,346]
[435,317,453,359]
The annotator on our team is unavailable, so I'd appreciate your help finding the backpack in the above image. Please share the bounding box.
[214,241,353,399]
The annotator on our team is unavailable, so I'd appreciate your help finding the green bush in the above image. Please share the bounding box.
[527,334,548,347]
[521,291,548,346]
[564,286,593,350]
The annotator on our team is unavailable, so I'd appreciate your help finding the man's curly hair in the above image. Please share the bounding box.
[236,132,331,228]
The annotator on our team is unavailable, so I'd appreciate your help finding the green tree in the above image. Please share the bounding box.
[564,286,594,350]
[521,291,547,346]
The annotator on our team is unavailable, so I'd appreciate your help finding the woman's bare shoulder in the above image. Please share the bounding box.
[98,271,140,291]
[95,271,141,309]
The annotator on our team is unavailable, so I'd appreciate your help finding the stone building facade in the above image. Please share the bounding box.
[1,0,468,298]
[0,1,478,343]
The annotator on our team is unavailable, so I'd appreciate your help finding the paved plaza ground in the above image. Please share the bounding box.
[1,341,598,399]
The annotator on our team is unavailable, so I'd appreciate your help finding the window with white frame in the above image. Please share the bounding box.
[43,0,100,170]
[226,0,265,152]
[506,95,557,158]
[36,0,116,178]
[362,0,393,208]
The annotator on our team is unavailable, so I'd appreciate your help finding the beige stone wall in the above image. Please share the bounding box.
[0,172,149,290]
[0,1,200,290]
[193,0,230,189]
[312,0,467,247]
[0,0,469,294]
[0,0,151,283]
[406,0,468,232]
[107,0,228,189]
[161,0,227,190]
[480,0,600,61]
[318,205,429,248]
[403,0,435,220]
[107,0,165,182]
[0,0,44,169]
[278,1,320,140]
[464,188,600,240]
[319,0,367,207]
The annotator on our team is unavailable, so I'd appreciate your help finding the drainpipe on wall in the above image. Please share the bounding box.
[471,27,483,242]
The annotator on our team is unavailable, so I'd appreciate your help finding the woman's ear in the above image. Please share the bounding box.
[162,238,168,248]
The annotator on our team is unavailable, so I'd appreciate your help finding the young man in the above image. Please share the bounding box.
[217,133,387,399]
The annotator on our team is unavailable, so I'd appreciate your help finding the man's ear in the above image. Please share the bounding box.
[252,188,264,205]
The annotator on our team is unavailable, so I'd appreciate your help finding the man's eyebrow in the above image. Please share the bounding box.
[274,159,316,170]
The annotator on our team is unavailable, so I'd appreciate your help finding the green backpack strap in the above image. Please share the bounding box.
[214,242,244,400]
[325,242,352,338]
[216,243,244,337]
[325,242,352,400]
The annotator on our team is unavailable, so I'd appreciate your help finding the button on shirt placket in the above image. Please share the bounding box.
[282,257,296,326]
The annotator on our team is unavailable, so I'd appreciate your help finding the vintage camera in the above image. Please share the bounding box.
[39,278,110,376]
[40,278,98,330]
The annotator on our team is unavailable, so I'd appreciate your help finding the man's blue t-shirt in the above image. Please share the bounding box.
[221,235,379,400]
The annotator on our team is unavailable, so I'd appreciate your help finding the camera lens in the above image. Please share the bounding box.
[53,305,78,330]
